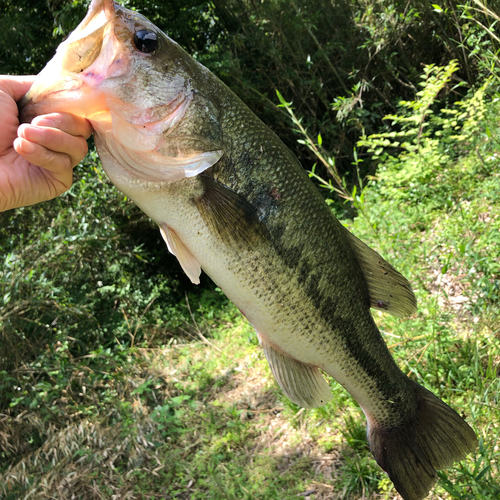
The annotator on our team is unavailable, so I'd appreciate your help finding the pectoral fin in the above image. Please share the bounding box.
[260,338,332,409]
[195,175,269,250]
[160,226,201,284]
[342,226,417,318]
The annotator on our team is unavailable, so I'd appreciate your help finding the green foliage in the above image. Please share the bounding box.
[5,0,500,178]
[438,439,500,500]
[0,0,64,74]
[0,151,230,423]
[357,61,494,206]
[151,394,195,438]
[204,0,500,176]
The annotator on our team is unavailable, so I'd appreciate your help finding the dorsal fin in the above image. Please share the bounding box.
[342,225,417,318]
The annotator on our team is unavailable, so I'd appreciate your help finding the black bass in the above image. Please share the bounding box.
[18,1,477,499]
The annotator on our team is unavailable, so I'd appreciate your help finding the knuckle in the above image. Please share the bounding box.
[44,149,72,171]
[73,139,89,165]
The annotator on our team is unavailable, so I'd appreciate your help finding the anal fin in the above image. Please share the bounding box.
[260,338,332,409]
[160,226,201,284]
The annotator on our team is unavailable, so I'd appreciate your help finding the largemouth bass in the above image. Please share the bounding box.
[18,1,477,499]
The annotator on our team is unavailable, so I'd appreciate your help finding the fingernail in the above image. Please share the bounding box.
[21,140,36,154]
[32,116,57,128]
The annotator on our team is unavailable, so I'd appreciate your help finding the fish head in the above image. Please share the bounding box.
[19,0,223,184]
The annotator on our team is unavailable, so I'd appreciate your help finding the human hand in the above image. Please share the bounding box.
[0,75,92,212]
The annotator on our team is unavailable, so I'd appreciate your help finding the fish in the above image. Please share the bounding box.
[18,1,478,499]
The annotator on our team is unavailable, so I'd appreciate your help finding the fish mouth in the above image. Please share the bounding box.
[18,0,170,127]
[19,0,119,123]
[18,0,221,184]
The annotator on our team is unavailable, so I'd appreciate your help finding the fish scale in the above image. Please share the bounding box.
[210,87,404,401]
[18,1,478,499]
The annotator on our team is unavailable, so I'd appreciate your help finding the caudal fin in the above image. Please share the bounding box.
[367,381,478,500]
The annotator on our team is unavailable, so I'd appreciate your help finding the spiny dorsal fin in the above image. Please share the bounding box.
[194,175,269,250]
[260,337,332,409]
[342,225,417,318]
[160,225,201,284]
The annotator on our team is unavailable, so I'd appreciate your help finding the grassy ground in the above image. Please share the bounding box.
[1,69,500,499]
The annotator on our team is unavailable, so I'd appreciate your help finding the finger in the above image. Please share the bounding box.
[13,136,36,156]
[18,124,89,169]
[32,113,92,140]
[13,137,74,182]
[0,75,37,101]
[13,138,74,203]
[14,137,79,180]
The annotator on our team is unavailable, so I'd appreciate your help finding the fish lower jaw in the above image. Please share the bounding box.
[97,153,170,193]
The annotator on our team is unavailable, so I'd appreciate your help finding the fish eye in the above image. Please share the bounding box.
[133,30,158,54]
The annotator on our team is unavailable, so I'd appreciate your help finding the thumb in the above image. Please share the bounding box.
[0,75,37,102]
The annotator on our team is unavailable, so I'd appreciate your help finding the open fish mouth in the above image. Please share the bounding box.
[19,0,120,123]
[19,0,222,183]
[19,0,161,125]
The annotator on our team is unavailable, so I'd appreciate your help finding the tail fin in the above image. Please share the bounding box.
[367,381,477,500]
